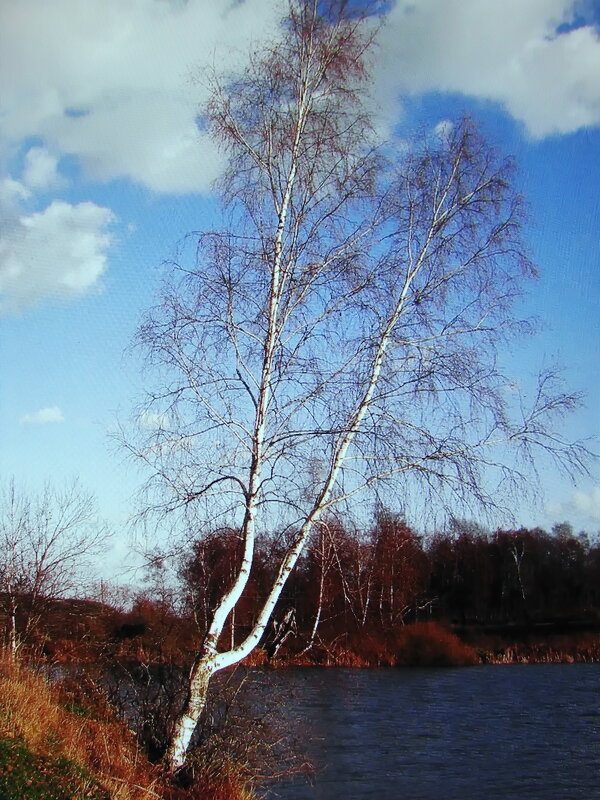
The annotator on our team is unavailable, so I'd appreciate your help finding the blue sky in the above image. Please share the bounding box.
[1,0,599,577]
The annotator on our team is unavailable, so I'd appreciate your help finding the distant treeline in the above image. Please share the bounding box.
[4,516,600,666]
[176,516,600,662]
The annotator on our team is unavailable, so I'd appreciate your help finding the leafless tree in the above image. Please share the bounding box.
[124,0,589,770]
[0,478,109,659]
[300,520,342,654]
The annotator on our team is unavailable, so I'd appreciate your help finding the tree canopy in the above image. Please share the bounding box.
[124,0,590,770]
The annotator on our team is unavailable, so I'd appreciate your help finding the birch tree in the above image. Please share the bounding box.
[128,0,588,770]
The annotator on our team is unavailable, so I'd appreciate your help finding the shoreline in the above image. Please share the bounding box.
[41,635,599,669]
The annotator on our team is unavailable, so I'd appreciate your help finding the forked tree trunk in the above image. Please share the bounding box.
[135,0,585,776]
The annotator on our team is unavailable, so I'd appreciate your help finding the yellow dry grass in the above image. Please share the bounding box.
[0,655,162,800]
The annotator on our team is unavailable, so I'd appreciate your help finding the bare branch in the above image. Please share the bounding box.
[120,0,592,772]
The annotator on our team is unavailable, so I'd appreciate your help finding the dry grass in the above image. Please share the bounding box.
[0,655,263,800]
[0,655,162,800]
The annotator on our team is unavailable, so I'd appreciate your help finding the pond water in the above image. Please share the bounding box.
[250,664,599,800]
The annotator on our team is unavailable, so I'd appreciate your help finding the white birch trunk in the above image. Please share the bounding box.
[301,530,327,655]
[166,214,422,769]
[5,585,18,663]
[7,608,18,662]
[167,268,413,770]
[166,70,313,776]
[166,654,214,770]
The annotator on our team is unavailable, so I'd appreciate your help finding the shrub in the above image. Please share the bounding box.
[395,622,479,666]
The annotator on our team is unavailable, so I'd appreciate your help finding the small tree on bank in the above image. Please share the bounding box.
[126,0,589,770]
[0,479,109,659]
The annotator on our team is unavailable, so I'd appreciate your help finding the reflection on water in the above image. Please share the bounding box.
[252,665,599,800]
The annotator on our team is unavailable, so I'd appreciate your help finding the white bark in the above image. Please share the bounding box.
[301,526,330,654]
[166,656,214,770]
[167,249,420,768]
[6,592,18,662]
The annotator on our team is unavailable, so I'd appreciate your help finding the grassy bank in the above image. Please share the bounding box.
[0,656,161,799]
[0,656,256,800]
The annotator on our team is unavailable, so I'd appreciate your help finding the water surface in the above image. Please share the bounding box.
[253,665,599,799]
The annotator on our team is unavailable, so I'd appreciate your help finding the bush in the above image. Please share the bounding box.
[395,622,479,666]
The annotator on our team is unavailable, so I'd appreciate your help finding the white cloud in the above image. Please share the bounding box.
[547,485,600,526]
[22,147,62,190]
[138,410,171,430]
[19,406,65,426]
[0,197,115,315]
[0,177,31,205]
[573,486,600,522]
[433,119,454,141]
[0,0,282,194]
[47,95,225,194]
[1,0,598,201]
[377,0,600,138]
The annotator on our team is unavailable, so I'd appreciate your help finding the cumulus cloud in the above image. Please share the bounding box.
[0,0,282,194]
[377,0,600,138]
[19,406,65,426]
[0,177,31,205]
[0,193,115,315]
[1,0,598,199]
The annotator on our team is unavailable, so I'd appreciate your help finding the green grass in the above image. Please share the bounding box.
[0,736,109,800]
[0,658,163,800]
